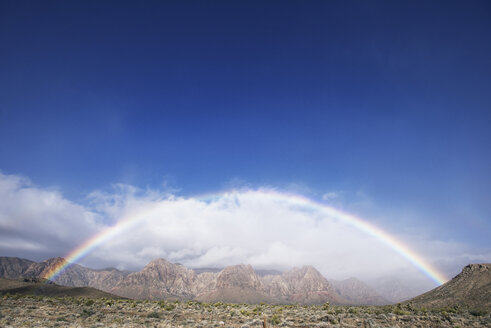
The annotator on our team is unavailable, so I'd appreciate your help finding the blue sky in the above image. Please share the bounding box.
[0,0,490,274]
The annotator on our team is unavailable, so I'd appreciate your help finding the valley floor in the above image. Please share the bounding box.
[0,294,490,328]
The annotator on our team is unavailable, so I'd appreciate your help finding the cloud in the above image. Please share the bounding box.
[1,171,489,288]
[322,192,339,201]
[0,171,101,261]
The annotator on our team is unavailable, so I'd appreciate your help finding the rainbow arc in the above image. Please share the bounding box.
[44,190,448,285]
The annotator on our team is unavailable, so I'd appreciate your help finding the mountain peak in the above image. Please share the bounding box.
[216,264,262,290]
[462,263,490,274]
[145,258,172,267]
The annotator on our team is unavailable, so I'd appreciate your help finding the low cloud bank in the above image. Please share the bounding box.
[0,171,488,288]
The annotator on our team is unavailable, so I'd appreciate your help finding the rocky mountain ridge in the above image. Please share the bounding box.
[0,256,387,305]
[407,263,491,309]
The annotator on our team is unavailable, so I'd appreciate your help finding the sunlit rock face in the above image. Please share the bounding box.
[263,265,347,305]
[110,258,197,300]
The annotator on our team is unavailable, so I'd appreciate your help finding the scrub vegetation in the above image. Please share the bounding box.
[0,294,489,328]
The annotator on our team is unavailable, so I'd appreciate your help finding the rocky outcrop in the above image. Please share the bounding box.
[262,274,290,300]
[0,257,34,279]
[24,258,86,284]
[196,264,273,304]
[110,258,197,300]
[85,267,128,291]
[408,263,491,310]
[21,257,129,292]
[273,266,347,304]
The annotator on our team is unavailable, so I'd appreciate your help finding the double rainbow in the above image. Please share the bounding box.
[43,190,448,285]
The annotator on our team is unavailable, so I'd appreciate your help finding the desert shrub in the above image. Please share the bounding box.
[72,298,82,305]
[81,308,95,317]
[469,309,487,317]
[271,314,281,325]
[112,318,123,324]
[381,305,393,313]
[348,307,359,314]
[147,312,160,318]
[372,307,383,315]
[393,308,410,315]
[322,302,330,311]
[85,299,95,306]
[164,303,176,311]
[439,310,451,321]
[240,309,251,316]
[334,307,343,314]
[446,306,458,314]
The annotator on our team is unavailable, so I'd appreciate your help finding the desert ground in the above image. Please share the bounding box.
[1,294,490,328]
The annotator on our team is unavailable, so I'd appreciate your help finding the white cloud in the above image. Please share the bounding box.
[1,171,489,288]
[322,192,339,201]
[0,171,101,260]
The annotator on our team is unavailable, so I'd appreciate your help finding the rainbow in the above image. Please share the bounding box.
[44,189,448,285]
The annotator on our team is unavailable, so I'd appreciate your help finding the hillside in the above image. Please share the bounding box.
[0,277,121,299]
[408,263,491,310]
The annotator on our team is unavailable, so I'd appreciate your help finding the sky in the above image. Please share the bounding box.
[0,1,490,292]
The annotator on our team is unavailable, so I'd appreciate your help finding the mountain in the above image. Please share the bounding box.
[0,256,385,305]
[196,264,274,304]
[407,263,491,310]
[0,257,34,279]
[0,277,121,299]
[330,277,389,305]
[110,258,196,300]
[262,265,347,304]
[0,256,129,292]
[192,267,282,277]
[366,274,437,303]
[24,257,86,284]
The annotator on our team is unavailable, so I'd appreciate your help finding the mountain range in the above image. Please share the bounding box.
[0,256,388,305]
